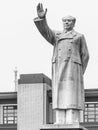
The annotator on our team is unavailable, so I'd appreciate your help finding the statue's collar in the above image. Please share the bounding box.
[64,29,76,34]
[59,30,77,39]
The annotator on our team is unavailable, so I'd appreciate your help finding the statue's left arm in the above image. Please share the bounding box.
[80,35,89,74]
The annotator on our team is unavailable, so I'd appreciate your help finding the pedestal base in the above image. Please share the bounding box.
[40,124,87,130]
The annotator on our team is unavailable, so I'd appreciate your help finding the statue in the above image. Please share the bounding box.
[34,3,89,125]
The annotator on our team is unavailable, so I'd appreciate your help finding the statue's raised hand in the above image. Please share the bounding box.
[37,3,47,18]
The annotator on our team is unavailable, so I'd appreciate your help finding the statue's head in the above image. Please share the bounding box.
[62,15,76,31]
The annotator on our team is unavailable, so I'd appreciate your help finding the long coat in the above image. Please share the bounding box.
[34,17,89,110]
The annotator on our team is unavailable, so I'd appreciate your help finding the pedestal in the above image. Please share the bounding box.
[40,124,88,130]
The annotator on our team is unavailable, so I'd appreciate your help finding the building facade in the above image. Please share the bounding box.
[0,74,98,130]
[0,92,17,130]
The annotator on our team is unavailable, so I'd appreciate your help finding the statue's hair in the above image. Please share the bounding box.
[62,15,76,25]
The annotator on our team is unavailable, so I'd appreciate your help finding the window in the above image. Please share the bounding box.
[84,103,98,122]
[3,105,17,124]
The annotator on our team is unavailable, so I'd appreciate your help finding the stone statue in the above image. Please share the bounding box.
[34,3,89,125]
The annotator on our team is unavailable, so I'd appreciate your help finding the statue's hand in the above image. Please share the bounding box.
[37,3,47,18]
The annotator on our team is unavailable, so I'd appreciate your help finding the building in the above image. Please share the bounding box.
[0,73,98,130]
[0,92,17,130]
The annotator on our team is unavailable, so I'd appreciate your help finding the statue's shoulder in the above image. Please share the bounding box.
[74,31,83,37]
[74,31,84,38]
[54,31,62,39]
[54,31,62,35]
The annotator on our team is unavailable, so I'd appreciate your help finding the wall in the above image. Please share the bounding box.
[17,83,47,130]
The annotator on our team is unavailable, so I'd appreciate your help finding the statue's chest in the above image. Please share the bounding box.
[57,39,73,48]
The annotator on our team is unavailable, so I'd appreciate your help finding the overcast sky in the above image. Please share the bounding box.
[0,0,98,91]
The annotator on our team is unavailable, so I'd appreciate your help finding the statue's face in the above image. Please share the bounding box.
[63,18,75,31]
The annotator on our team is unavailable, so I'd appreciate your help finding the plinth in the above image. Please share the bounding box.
[40,124,87,130]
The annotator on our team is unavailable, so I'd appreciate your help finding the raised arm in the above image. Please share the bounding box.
[34,3,56,45]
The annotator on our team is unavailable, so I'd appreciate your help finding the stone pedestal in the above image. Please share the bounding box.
[40,124,87,130]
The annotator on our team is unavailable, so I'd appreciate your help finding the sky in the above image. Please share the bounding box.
[0,0,98,92]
